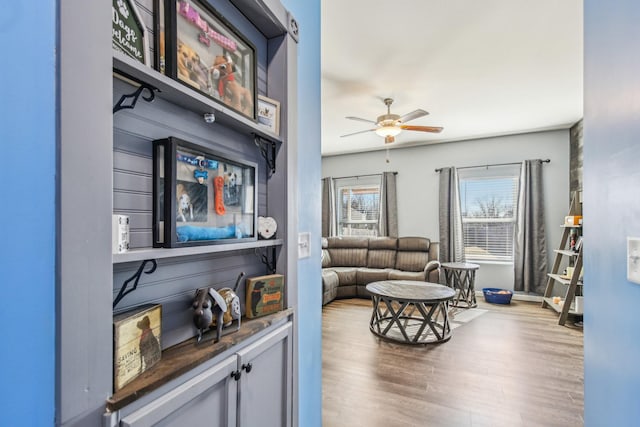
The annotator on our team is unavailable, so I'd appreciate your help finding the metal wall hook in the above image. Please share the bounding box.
[254,247,277,274]
[113,84,158,113]
[254,135,277,175]
[112,70,159,114]
[113,259,158,309]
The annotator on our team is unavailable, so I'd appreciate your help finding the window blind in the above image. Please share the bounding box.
[458,164,521,261]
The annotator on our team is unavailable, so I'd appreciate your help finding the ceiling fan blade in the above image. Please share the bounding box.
[398,109,429,123]
[345,116,377,124]
[340,128,377,138]
[400,125,443,133]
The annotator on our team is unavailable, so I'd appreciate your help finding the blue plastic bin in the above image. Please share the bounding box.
[482,288,513,304]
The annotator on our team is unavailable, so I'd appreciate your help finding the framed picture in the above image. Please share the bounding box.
[257,95,281,135]
[153,137,257,248]
[112,0,150,65]
[159,0,257,120]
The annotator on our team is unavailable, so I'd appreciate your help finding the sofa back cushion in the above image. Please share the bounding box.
[326,237,368,267]
[395,237,431,272]
[321,238,332,267]
[367,237,397,268]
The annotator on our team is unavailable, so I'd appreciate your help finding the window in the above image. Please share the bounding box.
[458,164,521,262]
[334,175,381,237]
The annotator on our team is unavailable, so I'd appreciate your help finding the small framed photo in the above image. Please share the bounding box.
[160,0,257,119]
[257,95,281,136]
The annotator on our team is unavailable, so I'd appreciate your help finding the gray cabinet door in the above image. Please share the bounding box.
[120,356,237,427]
[236,323,292,427]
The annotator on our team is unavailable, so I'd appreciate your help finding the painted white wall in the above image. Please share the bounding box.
[322,130,570,291]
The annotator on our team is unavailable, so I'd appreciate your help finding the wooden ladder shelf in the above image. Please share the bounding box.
[541,195,583,326]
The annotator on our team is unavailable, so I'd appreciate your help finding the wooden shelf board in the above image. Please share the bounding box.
[543,297,582,316]
[554,249,579,257]
[113,51,282,144]
[560,224,582,228]
[547,273,571,285]
[113,239,283,264]
[107,308,293,411]
[547,273,583,286]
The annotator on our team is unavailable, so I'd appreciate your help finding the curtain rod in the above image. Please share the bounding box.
[329,172,397,180]
[434,159,550,173]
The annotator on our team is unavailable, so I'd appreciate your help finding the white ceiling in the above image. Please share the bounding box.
[321,0,583,156]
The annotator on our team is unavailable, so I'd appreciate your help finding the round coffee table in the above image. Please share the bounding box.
[441,262,480,308]
[366,280,456,345]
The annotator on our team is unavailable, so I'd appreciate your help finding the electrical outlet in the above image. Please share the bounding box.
[628,237,640,284]
[298,232,311,259]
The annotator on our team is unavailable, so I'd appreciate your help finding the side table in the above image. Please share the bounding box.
[441,262,480,308]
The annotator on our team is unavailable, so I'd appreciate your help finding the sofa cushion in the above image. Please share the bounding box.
[395,252,430,272]
[356,285,372,298]
[325,267,358,286]
[327,236,369,248]
[327,236,369,267]
[395,237,430,272]
[322,270,339,292]
[367,249,397,269]
[398,237,430,251]
[388,269,426,281]
[368,237,397,250]
[321,249,332,268]
[322,270,339,305]
[336,285,357,299]
[328,248,367,267]
[356,268,391,285]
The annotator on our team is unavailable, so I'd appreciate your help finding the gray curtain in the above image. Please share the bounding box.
[379,172,398,237]
[438,167,464,263]
[514,160,548,294]
[321,177,336,237]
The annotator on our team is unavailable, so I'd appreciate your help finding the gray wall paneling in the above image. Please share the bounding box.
[112,70,272,350]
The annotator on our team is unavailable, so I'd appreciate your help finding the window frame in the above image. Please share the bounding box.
[334,176,382,237]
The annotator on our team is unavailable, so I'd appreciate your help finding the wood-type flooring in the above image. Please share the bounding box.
[322,298,584,427]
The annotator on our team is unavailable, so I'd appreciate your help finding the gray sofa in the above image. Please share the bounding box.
[321,236,441,305]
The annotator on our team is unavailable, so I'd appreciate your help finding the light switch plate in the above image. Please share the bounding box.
[628,237,640,284]
[298,232,311,259]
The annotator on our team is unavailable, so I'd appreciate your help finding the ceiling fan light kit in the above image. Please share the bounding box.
[375,125,402,137]
[341,97,443,144]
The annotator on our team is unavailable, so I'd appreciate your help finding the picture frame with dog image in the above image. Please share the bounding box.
[159,0,257,120]
[257,95,281,136]
[153,137,258,248]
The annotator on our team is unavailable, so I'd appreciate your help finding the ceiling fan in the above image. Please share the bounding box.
[341,98,443,144]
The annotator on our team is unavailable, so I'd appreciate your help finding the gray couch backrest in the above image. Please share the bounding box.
[326,237,369,267]
[367,237,398,269]
[395,237,431,272]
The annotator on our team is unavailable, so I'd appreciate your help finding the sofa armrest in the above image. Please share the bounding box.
[424,260,440,273]
[424,260,441,284]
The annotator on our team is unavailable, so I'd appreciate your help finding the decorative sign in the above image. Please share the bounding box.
[112,0,149,64]
[113,304,162,391]
[245,274,284,319]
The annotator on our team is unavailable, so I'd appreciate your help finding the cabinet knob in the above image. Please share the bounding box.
[242,363,253,373]
[230,370,241,381]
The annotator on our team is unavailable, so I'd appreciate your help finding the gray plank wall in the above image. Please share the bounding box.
[114,0,273,349]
